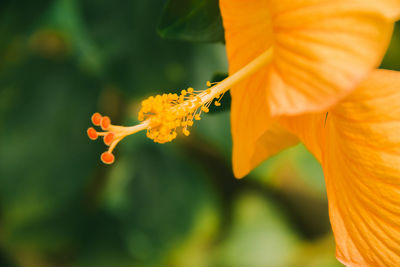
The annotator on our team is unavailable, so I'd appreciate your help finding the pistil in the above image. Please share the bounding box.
[87,47,274,164]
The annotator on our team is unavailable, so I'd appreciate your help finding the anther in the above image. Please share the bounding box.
[206,81,211,87]
[188,87,194,93]
[182,128,190,136]
[87,127,98,140]
[101,116,111,130]
[101,152,115,164]
[104,132,115,146]
[214,101,221,107]
[91,113,102,126]
[201,106,209,113]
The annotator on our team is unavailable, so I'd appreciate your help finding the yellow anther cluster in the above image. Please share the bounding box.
[138,88,213,144]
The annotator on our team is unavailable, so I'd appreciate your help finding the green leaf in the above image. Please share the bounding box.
[381,22,400,70]
[158,0,225,43]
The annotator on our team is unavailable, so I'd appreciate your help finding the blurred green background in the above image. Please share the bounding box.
[0,1,399,266]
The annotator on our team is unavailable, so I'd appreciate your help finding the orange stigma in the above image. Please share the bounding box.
[104,132,114,146]
[101,152,115,164]
[87,127,98,140]
[100,116,111,130]
[91,112,102,126]
[87,112,148,165]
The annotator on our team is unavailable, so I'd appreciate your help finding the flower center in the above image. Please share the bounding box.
[138,86,225,143]
[87,47,274,164]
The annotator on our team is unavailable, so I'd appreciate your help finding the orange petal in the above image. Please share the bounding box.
[220,0,399,116]
[231,72,298,178]
[281,69,400,266]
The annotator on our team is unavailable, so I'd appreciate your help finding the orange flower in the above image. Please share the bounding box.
[219,1,400,265]
[274,69,400,266]
[220,0,400,177]
[87,0,399,167]
[87,2,400,264]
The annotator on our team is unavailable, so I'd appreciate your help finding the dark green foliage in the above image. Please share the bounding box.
[158,0,225,43]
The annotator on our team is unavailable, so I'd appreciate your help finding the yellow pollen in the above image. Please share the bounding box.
[182,128,190,136]
[136,85,222,143]
[201,106,209,113]
[88,47,274,164]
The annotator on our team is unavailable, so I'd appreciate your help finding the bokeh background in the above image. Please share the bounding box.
[0,1,399,266]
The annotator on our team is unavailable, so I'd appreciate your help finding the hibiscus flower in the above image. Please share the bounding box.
[87,1,400,265]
